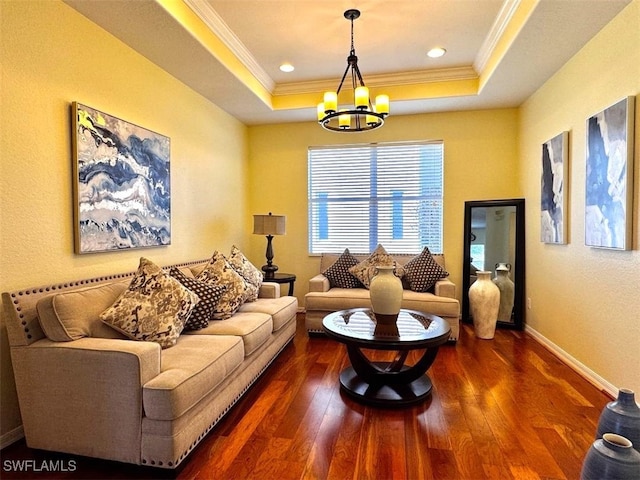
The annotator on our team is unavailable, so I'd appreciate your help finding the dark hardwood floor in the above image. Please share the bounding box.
[1,314,611,480]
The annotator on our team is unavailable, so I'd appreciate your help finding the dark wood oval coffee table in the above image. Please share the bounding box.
[322,308,450,407]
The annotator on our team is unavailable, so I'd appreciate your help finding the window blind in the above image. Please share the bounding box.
[308,141,444,254]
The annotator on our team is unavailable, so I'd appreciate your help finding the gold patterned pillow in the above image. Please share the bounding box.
[100,257,199,349]
[228,245,263,302]
[348,244,405,289]
[197,251,250,319]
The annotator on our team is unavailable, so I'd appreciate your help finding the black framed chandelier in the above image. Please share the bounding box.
[317,9,389,132]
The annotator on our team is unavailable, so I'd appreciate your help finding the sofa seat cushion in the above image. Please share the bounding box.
[238,297,297,332]
[305,289,371,312]
[305,289,459,318]
[143,335,244,421]
[185,312,272,357]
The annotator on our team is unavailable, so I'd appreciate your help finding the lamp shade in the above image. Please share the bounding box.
[253,213,286,236]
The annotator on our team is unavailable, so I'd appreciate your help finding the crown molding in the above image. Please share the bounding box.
[474,0,522,74]
[183,0,275,92]
[273,66,478,96]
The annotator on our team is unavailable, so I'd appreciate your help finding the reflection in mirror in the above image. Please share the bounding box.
[462,199,525,330]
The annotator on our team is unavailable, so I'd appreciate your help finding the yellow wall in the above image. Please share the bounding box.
[1,1,248,443]
[247,109,520,304]
[519,0,640,393]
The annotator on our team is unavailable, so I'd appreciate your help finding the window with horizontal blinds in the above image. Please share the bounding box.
[308,141,444,254]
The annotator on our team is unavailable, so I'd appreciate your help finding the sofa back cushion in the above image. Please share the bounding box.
[37,282,129,342]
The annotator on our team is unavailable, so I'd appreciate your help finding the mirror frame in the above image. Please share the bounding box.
[462,198,526,330]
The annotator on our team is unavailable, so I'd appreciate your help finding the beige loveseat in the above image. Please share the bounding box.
[305,253,460,341]
[2,258,298,469]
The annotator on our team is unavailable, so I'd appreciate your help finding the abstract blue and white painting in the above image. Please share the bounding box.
[541,131,568,244]
[73,103,171,253]
[585,97,634,250]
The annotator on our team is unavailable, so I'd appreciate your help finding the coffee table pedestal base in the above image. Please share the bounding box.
[339,364,433,407]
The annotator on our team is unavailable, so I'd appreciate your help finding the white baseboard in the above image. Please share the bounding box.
[1,425,24,450]
[525,325,618,398]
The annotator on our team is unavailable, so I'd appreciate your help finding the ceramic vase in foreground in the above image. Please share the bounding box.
[469,271,500,339]
[369,266,403,322]
[580,433,640,479]
[596,388,640,452]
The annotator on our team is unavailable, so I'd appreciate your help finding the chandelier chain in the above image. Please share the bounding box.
[350,15,355,56]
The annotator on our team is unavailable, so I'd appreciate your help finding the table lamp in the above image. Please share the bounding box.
[253,212,286,279]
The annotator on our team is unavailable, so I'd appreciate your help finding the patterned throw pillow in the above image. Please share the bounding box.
[100,257,199,349]
[228,245,263,302]
[348,244,405,289]
[403,247,449,292]
[323,248,363,288]
[169,268,226,330]
[197,251,250,319]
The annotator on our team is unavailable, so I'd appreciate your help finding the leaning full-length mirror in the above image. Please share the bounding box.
[462,199,525,330]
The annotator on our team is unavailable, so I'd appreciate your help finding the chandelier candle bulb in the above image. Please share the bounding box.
[355,86,369,109]
[317,103,325,122]
[366,114,379,126]
[339,111,351,128]
[323,92,337,113]
[375,95,390,115]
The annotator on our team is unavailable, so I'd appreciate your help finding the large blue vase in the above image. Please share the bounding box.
[581,433,640,480]
[596,388,640,452]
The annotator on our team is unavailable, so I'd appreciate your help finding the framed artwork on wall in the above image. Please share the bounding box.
[541,131,569,244]
[72,102,171,254]
[585,96,635,250]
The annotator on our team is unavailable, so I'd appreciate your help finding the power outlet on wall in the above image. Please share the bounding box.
[527,297,532,309]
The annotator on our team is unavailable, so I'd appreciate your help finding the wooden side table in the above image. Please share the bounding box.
[263,273,296,296]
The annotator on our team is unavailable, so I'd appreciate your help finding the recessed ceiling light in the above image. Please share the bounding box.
[279,63,295,73]
[427,47,447,58]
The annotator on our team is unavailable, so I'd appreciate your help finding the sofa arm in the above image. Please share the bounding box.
[434,278,456,299]
[308,274,330,293]
[11,337,161,463]
[259,281,281,299]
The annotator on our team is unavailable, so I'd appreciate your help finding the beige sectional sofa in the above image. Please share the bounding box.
[305,252,460,341]
[2,258,298,469]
